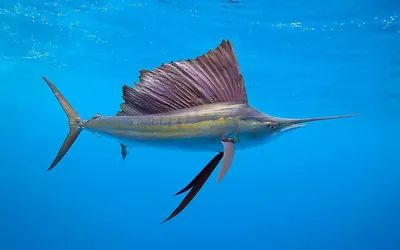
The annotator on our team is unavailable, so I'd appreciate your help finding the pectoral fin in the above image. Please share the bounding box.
[161,152,223,223]
[217,140,235,182]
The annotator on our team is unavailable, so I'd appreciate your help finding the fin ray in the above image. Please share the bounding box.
[118,40,247,116]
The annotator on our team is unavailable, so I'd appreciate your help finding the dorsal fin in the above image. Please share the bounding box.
[117,39,248,116]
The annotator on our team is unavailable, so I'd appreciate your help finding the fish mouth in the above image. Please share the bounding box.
[280,123,307,132]
[273,123,307,135]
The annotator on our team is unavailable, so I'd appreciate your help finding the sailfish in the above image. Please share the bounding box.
[42,39,357,223]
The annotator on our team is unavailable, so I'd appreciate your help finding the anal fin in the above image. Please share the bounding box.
[120,144,130,160]
[161,152,223,223]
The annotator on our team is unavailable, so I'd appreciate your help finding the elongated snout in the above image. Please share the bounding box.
[275,114,359,126]
[264,113,358,135]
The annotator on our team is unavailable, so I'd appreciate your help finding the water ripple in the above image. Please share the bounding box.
[0,1,398,68]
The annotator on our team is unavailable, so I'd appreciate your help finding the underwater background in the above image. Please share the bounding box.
[1,0,399,249]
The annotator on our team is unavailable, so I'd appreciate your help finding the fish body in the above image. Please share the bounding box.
[41,39,358,223]
[83,103,272,152]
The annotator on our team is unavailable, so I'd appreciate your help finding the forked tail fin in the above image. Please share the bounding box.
[42,76,82,171]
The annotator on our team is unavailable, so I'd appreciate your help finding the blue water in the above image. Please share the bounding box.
[1,1,399,249]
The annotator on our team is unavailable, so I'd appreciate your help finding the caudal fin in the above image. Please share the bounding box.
[42,76,82,171]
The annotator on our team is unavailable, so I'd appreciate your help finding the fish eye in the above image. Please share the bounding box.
[268,125,277,131]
